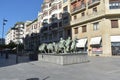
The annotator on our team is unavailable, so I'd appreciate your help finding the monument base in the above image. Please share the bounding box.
[38,53,89,65]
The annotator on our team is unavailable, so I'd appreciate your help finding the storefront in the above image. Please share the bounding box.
[76,38,87,53]
[90,37,102,55]
[111,36,120,55]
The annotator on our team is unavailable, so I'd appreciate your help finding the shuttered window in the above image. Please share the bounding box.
[111,20,118,28]
[74,27,78,34]
[82,25,87,32]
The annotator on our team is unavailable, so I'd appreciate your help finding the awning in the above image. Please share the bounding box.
[90,37,101,45]
[76,38,87,47]
[111,36,120,42]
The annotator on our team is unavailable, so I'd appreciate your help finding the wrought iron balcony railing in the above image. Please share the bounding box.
[71,4,86,13]
[71,0,77,3]
[88,0,100,5]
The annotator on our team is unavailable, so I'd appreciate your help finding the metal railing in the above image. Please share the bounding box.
[88,0,100,5]
[71,4,86,13]
[71,9,105,25]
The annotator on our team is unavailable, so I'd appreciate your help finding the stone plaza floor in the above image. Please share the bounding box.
[0,54,120,80]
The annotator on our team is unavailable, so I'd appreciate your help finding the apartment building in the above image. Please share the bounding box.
[5,29,15,44]
[38,0,64,43]
[70,0,120,56]
[5,22,25,45]
[24,19,40,51]
[13,22,24,44]
[62,0,72,39]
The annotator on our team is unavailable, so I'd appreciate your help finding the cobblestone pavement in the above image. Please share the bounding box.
[0,55,120,80]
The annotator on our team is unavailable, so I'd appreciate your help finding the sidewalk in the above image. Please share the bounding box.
[0,56,120,80]
[0,54,29,67]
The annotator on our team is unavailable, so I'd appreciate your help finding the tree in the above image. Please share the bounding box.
[7,41,17,50]
[0,44,6,50]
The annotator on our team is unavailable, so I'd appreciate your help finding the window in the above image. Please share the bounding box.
[34,24,37,29]
[93,7,97,13]
[82,25,87,32]
[63,6,68,12]
[74,28,78,34]
[49,34,52,40]
[59,21,62,27]
[49,3,51,7]
[63,16,69,24]
[72,4,77,12]
[67,29,71,37]
[59,13,62,18]
[81,12,85,16]
[52,14,57,18]
[59,31,63,38]
[43,19,48,23]
[74,15,77,20]
[59,3,62,9]
[111,20,118,28]
[93,22,99,30]
[109,0,120,9]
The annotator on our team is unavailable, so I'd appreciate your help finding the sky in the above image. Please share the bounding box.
[0,0,43,38]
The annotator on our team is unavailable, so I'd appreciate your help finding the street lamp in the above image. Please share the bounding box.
[2,19,7,40]
[11,27,19,64]
[1,19,7,56]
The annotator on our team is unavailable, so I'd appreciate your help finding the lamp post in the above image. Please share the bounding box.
[2,19,7,40]
[11,27,19,64]
[1,19,7,56]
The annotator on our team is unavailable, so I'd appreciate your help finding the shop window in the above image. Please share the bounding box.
[82,25,87,32]
[59,3,62,9]
[111,20,118,28]
[74,27,78,34]
[93,22,99,30]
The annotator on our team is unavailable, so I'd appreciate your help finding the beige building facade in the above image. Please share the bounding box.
[70,0,120,56]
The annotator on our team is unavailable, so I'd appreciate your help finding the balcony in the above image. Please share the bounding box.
[50,17,58,23]
[71,10,105,25]
[51,0,61,5]
[41,27,48,33]
[71,0,77,4]
[88,0,100,8]
[42,4,49,11]
[51,23,58,30]
[71,4,86,14]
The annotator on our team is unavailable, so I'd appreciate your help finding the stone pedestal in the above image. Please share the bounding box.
[38,53,89,65]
